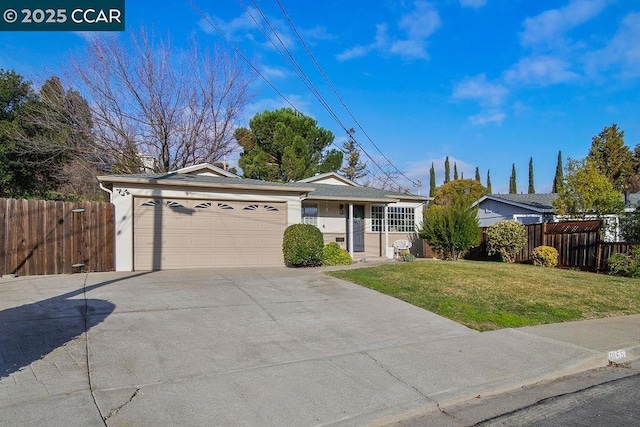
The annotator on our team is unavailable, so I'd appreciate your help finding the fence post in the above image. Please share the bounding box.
[542,222,547,246]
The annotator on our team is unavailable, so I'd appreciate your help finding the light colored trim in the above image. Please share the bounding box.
[384,194,432,202]
[98,176,314,194]
[348,203,354,258]
[174,163,239,178]
[304,195,399,203]
[298,172,359,186]
[473,195,554,213]
[512,214,543,224]
[384,205,390,259]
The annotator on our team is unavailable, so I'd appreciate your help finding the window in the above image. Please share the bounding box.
[371,205,415,232]
[371,205,384,232]
[301,203,318,226]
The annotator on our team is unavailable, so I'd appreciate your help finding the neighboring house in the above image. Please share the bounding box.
[97,164,429,271]
[475,192,640,242]
[475,194,559,227]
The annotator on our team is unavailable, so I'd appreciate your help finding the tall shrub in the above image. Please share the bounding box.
[420,202,481,260]
[486,220,527,263]
[282,224,324,267]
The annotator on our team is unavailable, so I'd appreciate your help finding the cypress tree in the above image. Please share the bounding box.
[509,163,517,194]
[487,170,492,193]
[553,150,563,193]
[444,157,450,184]
[475,167,481,183]
[461,171,464,179]
[429,163,436,197]
[528,157,535,194]
[454,163,459,180]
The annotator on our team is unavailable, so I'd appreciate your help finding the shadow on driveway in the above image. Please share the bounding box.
[0,273,148,379]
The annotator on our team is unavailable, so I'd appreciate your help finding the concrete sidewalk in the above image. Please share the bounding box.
[0,267,638,426]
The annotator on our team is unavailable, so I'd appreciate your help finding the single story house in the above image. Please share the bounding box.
[474,192,640,242]
[474,193,559,227]
[97,164,430,271]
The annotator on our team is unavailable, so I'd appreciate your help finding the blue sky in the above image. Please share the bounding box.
[2,0,640,193]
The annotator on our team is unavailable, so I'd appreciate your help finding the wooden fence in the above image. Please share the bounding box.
[465,220,640,271]
[0,198,114,276]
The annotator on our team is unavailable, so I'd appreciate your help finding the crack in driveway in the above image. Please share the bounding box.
[104,388,141,421]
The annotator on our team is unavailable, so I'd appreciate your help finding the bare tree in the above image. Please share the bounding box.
[69,27,255,173]
[364,164,410,193]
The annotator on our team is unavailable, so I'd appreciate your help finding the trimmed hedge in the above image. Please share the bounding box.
[486,220,527,263]
[322,242,352,266]
[531,245,559,268]
[282,224,324,267]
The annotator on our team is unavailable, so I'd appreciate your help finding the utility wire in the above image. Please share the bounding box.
[186,0,298,113]
[245,0,408,189]
[273,0,418,187]
[189,0,410,190]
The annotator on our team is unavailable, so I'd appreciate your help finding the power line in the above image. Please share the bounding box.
[186,0,298,113]
[189,0,411,191]
[273,0,419,187]
[244,0,409,189]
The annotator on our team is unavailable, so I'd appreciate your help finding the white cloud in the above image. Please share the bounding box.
[390,39,429,59]
[520,0,608,47]
[199,8,296,50]
[336,1,441,61]
[468,110,506,126]
[459,0,487,9]
[451,74,508,106]
[300,26,337,42]
[587,12,640,78]
[336,24,387,61]
[261,66,289,80]
[399,2,441,40]
[243,94,313,122]
[503,55,580,86]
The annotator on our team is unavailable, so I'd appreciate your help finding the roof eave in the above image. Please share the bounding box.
[303,195,400,203]
[97,176,314,194]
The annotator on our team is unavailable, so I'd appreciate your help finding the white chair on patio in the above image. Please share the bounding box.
[393,239,412,259]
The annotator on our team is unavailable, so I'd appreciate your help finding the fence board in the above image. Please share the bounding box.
[0,198,114,276]
[463,220,640,271]
[0,198,5,276]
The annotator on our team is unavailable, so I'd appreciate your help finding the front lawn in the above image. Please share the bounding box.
[327,260,640,331]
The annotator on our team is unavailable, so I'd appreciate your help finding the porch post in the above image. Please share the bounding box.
[384,204,390,258]
[348,203,354,258]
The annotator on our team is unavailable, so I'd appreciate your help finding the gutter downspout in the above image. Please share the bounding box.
[98,182,113,202]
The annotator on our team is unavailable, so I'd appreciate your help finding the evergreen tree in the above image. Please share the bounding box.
[587,124,632,191]
[340,128,367,181]
[509,164,517,194]
[475,167,481,182]
[461,171,464,179]
[487,170,492,193]
[237,108,342,182]
[553,151,563,193]
[528,157,535,194]
[444,156,450,184]
[453,162,459,180]
[429,162,436,197]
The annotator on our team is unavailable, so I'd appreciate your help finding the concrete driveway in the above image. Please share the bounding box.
[0,266,608,426]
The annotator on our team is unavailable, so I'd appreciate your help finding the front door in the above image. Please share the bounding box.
[347,205,365,252]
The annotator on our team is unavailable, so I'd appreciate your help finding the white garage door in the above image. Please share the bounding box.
[134,198,286,270]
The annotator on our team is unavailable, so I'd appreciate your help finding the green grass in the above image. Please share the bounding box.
[327,260,640,331]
